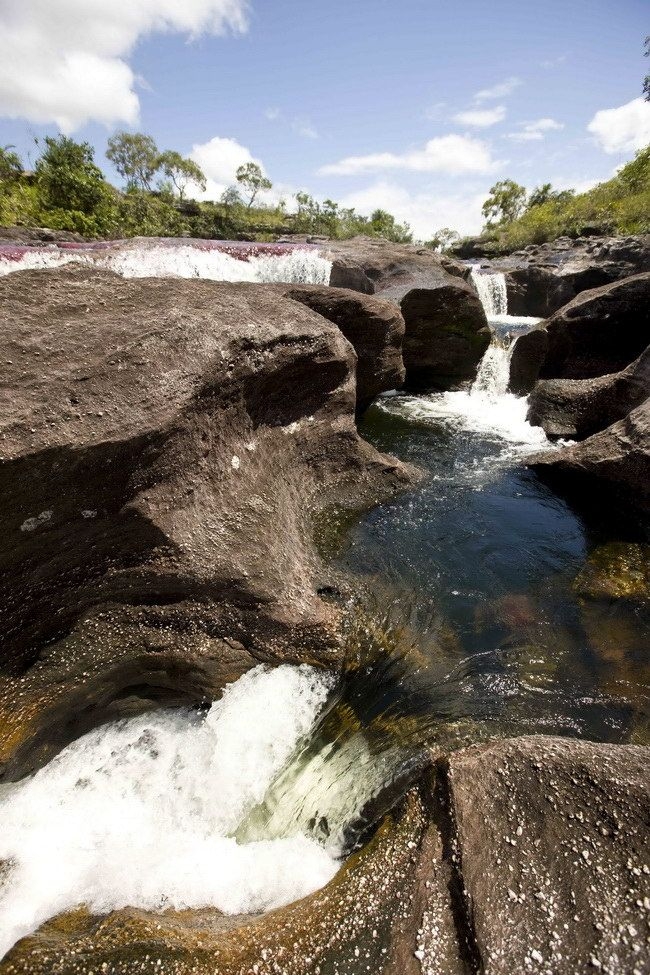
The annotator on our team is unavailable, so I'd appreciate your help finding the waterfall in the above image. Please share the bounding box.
[470,268,508,318]
[471,335,513,397]
[0,241,333,286]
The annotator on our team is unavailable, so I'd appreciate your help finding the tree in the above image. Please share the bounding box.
[220,185,244,207]
[0,145,23,187]
[426,227,460,252]
[106,132,160,191]
[35,136,107,214]
[158,150,206,201]
[236,162,272,208]
[526,183,575,209]
[369,208,412,243]
[644,36,649,101]
[481,179,527,227]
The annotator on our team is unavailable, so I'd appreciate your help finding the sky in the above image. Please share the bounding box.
[0,0,649,239]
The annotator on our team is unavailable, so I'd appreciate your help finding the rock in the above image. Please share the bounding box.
[0,226,87,245]
[528,345,650,438]
[0,264,414,778]
[573,541,650,602]
[528,398,650,514]
[490,234,650,317]
[324,236,471,301]
[448,736,650,975]
[538,273,650,380]
[276,284,406,412]
[400,283,490,390]
[508,327,549,395]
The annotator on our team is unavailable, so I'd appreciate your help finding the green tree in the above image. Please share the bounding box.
[158,150,206,201]
[236,162,272,208]
[482,179,527,227]
[527,183,575,209]
[0,145,23,187]
[35,136,107,214]
[426,227,460,251]
[106,132,160,191]
[369,208,412,243]
[220,185,244,207]
[644,36,649,101]
[617,145,650,192]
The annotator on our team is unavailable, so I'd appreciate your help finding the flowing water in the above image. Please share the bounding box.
[0,239,333,284]
[0,268,648,958]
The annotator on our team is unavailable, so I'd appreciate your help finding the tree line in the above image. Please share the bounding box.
[0,132,413,243]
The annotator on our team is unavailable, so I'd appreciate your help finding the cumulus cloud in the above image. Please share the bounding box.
[507,118,564,142]
[474,77,522,102]
[339,180,486,239]
[587,97,650,154]
[189,135,262,200]
[0,0,249,132]
[454,105,506,128]
[318,135,499,177]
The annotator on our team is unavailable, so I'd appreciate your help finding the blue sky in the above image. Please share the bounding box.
[0,0,649,237]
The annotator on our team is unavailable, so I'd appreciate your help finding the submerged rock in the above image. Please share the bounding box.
[573,541,650,602]
[275,284,406,412]
[528,344,650,439]
[0,264,414,778]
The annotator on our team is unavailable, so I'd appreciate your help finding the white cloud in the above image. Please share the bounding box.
[294,121,319,140]
[474,77,521,102]
[587,97,650,154]
[507,118,564,142]
[0,0,249,132]
[339,180,487,239]
[454,105,506,128]
[424,101,447,122]
[265,107,281,121]
[264,107,319,140]
[190,135,262,200]
[318,134,499,177]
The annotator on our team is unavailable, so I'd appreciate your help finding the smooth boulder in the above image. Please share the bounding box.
[508,327,549,395]
[528,345,650,439]
[0,264,413,778]
[539,272,650,380]
[277,284,406,411]
[401,283,490,390]
[528,397,650,513]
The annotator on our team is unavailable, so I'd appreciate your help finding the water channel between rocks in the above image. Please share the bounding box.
[0,263,647,959]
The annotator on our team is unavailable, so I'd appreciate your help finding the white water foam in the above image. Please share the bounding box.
[0,245,333,285]
[470,268,508,317]
[0,665,338,959]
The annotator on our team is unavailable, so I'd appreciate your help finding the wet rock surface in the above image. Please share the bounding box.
[275,284,406,412]
[528,345,650,439]
[400,284,490,391]
[0,264,413,778]
[508,327,549,395]
[2,737,647,975]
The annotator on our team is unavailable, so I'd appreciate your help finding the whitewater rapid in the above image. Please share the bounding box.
[0,241,333,285]
[0,665,339,959]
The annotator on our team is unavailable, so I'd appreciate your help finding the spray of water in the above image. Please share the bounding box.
[0,665,340,959]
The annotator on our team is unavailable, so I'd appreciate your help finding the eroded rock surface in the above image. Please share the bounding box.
[448,736,650,975]
[0,264,413,777]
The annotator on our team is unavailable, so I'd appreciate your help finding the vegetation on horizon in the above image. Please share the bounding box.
[460,145,650,253]
[0,132,413,244]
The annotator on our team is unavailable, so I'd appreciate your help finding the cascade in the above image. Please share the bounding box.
[470,268,508,318]
[0,240,333,286]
